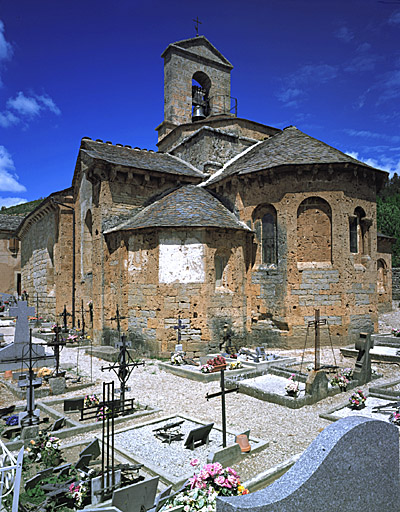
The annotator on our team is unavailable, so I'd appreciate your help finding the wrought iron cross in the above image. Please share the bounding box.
[109,305,127,343]
[307,309,326,371]
[173,317,184,343]
[193,16,202,36]
[206,369,239,447]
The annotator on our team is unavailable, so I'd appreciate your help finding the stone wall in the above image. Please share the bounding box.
[209,165,381,348]
[0,236,20,295]
[393,268,400,300]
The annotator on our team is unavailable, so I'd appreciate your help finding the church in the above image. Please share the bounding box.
[16,36,392,356]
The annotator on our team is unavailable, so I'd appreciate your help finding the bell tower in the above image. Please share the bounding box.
[156,36,234,142]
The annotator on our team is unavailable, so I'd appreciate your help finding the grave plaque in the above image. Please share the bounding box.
[184,423,214,450]
[111,477,159,512]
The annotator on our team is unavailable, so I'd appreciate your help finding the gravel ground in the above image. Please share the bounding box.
[1,303,400,483]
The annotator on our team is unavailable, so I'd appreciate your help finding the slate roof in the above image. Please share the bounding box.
[104,185,251,233]
[0,214,24,232]
[205,126,384,185]
[80,138,206,179]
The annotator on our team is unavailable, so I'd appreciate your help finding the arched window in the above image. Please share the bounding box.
[82,209,93,276]
[253,205,277,265]
[192,71,211,120]
[349,207,371,255]
[297,197,332,262]
[377,259,387,294]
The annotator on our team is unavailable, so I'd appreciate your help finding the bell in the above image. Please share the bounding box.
[192,104,206,122]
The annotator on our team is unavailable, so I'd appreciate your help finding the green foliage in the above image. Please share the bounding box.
[0,198,44,216]
[377,173,400,267]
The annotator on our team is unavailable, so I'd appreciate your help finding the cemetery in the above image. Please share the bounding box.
[0,300,400,512]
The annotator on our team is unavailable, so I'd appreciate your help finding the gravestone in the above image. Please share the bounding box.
[80,439,101,460]
[216,416,399,512]
[91,470,121,506]
[49,376,66,395]
[0,301,52,371]
[353,332,374,385]
[64,397,84,411]
[305,370,329,399]
[184,422,214,450]
[111,476,159,512]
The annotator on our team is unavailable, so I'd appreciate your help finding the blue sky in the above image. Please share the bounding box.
[0,0,399,207]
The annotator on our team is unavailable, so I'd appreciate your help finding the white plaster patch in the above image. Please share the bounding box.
[159,235,204,284]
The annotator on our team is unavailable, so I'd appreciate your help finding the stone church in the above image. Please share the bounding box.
[16,36,392,356]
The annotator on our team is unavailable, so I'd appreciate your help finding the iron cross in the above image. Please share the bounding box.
[307,309,326,371]
[193,16,202,36]
[173,317,184,343]
[206,369,239,447]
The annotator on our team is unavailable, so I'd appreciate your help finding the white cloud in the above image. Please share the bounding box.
[0,197,27,208]
[334,26,354,43]
[388,10,400,25]
[0,146,27,192]
[0,20,13,88]
[1,92,61,127]
[345,150,400,176]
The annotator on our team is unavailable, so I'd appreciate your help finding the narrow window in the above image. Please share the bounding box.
[215,254,228,288]
[252,204,278,266]
[349,216,358,253]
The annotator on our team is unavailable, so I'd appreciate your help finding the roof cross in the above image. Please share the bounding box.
[193,16,202,36]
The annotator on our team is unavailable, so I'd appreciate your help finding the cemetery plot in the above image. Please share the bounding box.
[320,396,397,424]
[369,378,400,399]
[159,361,253,382]
[113,415,268,487]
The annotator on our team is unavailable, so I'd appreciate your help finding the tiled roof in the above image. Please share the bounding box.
[0,214,24,232]
[80,138,206,179]
[104,185,251,233]
[205,126,383,184]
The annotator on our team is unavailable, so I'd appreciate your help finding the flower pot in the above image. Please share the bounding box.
[211,364,227,373]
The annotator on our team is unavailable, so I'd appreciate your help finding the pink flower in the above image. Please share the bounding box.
[69,483,75,491]
[214,476,225,486]
[190,458,199,467]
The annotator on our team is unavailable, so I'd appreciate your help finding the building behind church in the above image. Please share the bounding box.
[16,36,392,356]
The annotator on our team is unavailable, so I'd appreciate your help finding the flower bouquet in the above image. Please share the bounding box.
[206,355,227,372]
[392,328,400,338]
[171,352,185,365]
[341,368,353,380]
[68,481,89,508]
[84,393,100,408]
[348,390,366,409]
[389,410,400,426]
[27,431,63,467]
[160,460,248,512]
[229,361,243,370]
[330,372,349,391]
[285,374,299,397]
[96,405,112,422]
[200,363,214,373]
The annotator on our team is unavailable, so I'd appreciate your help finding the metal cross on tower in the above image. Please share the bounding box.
[206,369,239,447]
[193,16,202,36]
[101,334,144,414]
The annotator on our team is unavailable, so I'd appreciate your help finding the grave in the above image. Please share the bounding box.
[112,414,268,488]
[341,331,400,363]
[0,301,54,371]
[206,351,297,371]
[216,416,399,512]
[159,360,254,382]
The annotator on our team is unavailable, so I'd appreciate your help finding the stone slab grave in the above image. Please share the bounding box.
[0,300,54,371]
[206,350,297,370]
[320,377,400,424]
[341,331,400,363]
[111,414,268,488]
[225,362,361,409]
[158,361,254,382]
[216,416,399,512]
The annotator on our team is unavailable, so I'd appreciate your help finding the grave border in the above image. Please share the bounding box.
[109,413,269,489]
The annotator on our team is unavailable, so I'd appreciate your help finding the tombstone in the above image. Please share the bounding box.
[184,423,214,450]
[216,417,399,512]
[0,300,52,371]
[49,376,66,395]
[79,439,101,460]
[91,470,121,506]
[353,332,374,385]
[305,370,329,399]
[50,417,66,431]
[75,453,92,472]
[111,477,159,512]
[64,397,84,411]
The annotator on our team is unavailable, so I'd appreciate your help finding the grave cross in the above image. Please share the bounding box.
[206,369,239,447]
[353,332,374,385]
[109,305,127,343]
[47,325,66,376]
[9,301,35,345]
[18,330,42,427]
[101,334,144,413]
[307,309,326,371]
[59,305,71,332]
[174,317,184,343]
